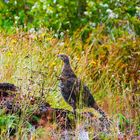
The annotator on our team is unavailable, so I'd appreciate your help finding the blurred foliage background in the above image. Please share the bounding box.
[0,0,140,35]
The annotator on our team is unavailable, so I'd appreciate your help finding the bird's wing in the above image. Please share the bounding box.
[67,77,81,92]
[83,84,92,95]
[67,78,93,98]
[83,84,97,108]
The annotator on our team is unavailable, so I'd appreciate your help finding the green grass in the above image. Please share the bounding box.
[0,26,140,139]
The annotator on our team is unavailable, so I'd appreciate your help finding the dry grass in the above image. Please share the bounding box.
[0,27,140,139]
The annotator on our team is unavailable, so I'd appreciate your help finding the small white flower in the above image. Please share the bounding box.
[29,28,35,33]
[106,9,113,13]
[103,4,109,8]
[14,16,19,20]
[58,42,64,46]
[54,34,58,38]
[84,11,88,15]
[14,0,17,5]
[110,13,118,19]
[106,9,118,19]
[43,5,46,10]
[60,32,64,36]
[108,13,115,18]
[100,3,108,8]
[89,22,96,27]
[32,2,39,10]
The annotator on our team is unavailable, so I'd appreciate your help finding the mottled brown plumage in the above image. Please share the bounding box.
[58,54,111,130]
[58,54,99,112]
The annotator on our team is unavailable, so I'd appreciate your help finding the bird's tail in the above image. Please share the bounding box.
[92,102,111,132]
[97,107,112,132]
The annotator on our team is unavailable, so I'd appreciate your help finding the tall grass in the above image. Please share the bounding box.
[0,26,140,139]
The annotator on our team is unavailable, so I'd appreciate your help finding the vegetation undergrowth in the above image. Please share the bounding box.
[0,26,140,139]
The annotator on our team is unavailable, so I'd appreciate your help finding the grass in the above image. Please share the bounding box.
[0,26,140,139]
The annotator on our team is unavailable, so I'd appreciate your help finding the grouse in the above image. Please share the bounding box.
[57,54,111,130]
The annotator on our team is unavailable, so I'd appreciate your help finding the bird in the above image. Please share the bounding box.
[57,54,111,130]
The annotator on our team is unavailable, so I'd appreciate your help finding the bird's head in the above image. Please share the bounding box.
[57,54,70,64]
